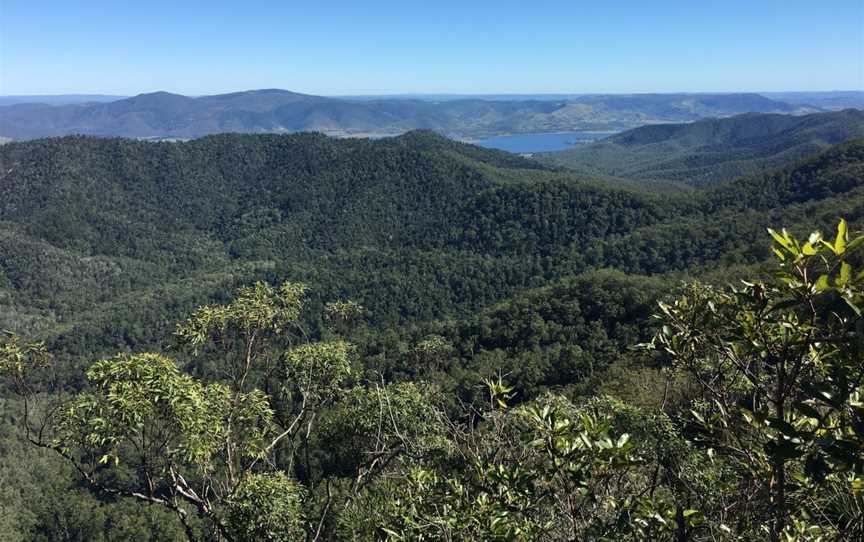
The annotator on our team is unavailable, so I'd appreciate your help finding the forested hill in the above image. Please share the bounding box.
[539,109,864,186]
[0,131,673,349]
[0,130,653,259]
[2,131,864,366]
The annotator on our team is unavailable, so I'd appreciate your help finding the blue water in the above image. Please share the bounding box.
[477,131,614,153]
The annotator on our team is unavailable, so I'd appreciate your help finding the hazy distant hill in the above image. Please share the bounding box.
[0,89,807,140]
[0,94,127,106]
[538,109,864,187]
[763,91,864,111]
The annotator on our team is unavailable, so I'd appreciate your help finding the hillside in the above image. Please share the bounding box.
[0,131,671,350]
[764,90,864,110]
[538,109,864,186]
[2,131,863,364]
[0,89,807,141]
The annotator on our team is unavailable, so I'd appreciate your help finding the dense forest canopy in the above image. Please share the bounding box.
[3,131,863,357]
[1,129,863,540]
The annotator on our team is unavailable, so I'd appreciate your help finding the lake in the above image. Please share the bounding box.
[476,131,614,153]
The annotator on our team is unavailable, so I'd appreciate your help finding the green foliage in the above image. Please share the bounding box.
[409,335,454,373]
[324,300,364,336]
[0,332,51,389]
[3,281,462,541]
[55,353,275,469]
[321,381,446,476]
[282,341,353,405]
[346,220,864,541]
[223,472,305,542]
[0,399,187,542]
[647,219,864,540]
[350,394,691,541]
[175,281,306,353]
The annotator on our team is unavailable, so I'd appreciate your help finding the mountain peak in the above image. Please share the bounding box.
[120,91,193,107]
[130,91,191,101]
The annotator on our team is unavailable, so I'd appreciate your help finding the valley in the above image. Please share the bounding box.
[475,130,615,153]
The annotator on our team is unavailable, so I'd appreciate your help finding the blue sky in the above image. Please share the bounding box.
[1,0,861,95]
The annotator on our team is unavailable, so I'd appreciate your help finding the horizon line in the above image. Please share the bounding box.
[2,88,863,99]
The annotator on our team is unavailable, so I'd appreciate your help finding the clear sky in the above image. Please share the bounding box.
[1,0,862,96]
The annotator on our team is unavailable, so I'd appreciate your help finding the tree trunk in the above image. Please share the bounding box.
[675,505,688,542]
[771,375,787,542]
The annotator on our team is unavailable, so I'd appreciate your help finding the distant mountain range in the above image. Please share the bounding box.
[762,91,864,111]
[0,89,818,140]
[538,109,864,187]
[0,95,129,106]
